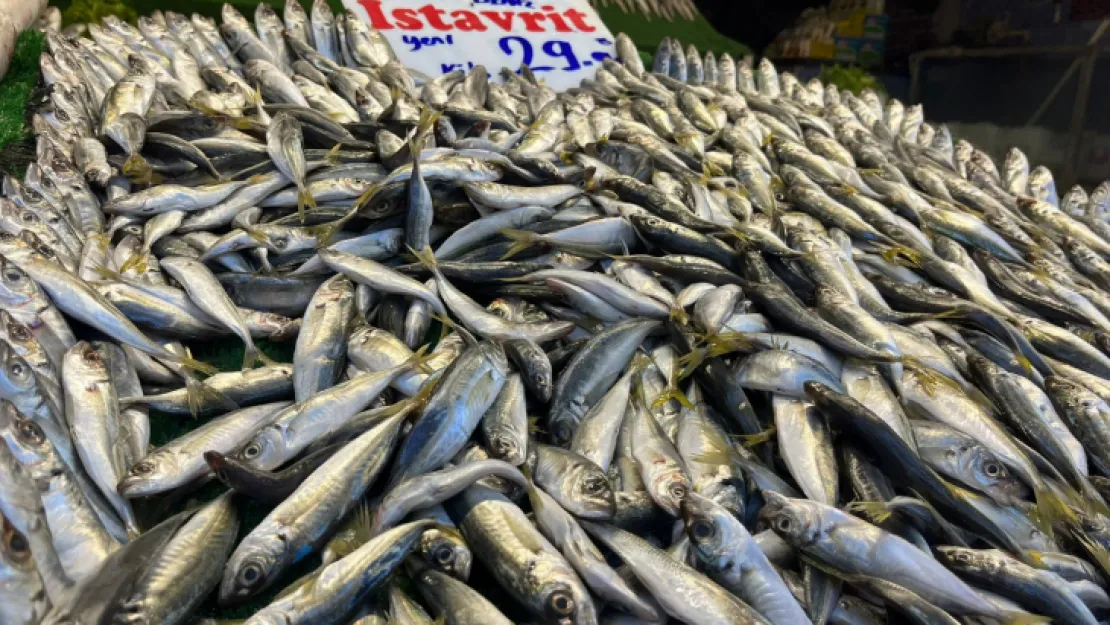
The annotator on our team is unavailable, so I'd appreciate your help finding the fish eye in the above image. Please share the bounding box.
[547,591,575,617]
[8,325,29,341]
[20,212,36,223]
[669,483,687,500]
[8,361,24,377]
[691,520,715,541]
[553,423,572,443]
[16,420,43,444]
[582,476,607,495]
[83,348,101,364]
[983,462,1001,478]
[4,270,21,283]
[243,442,262,459]
[272,236,288,249]
[955,552,971,564]
[238,562,264,586]
[6,529,28,555]
[434,545,455,565]
[133,461,155,475]
[775,517,793,533]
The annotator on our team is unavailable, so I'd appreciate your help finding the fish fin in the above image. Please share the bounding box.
[1029,484,1073,541]
[245,173,269,186]
[354,182,382,211]
[676,347,707,380]
[738,426,776,447]
[409,245,439,270]
[880,245,922,268]
[122,154,153,185]
[174,354,218,376]
[497,228,540,260]
[242,344,277,369]
[296,184,317,224]
[183,373,238,419]
[669,304,690,325]
[312,206,361,248]
[704,331,756,358]
[651,386,693,410]
[761,130,774,148]
[325,143,343,167]
[118,252,148,274]
[93,266,125,281]
[845,500,893,524]
[403,344,434,374]
[1073,525,1110,579]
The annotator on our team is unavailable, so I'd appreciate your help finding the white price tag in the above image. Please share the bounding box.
[342,0,616,91]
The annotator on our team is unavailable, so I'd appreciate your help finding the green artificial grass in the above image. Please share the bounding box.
[0,29,44,175]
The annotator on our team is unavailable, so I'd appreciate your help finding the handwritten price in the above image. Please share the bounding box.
[498,36,612,73]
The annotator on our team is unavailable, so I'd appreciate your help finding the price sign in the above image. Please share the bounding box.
[343,0,616,91]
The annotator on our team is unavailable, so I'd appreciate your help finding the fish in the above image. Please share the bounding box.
[14,14,1110,625]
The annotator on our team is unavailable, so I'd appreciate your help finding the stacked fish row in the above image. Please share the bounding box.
[4,2,1110,625]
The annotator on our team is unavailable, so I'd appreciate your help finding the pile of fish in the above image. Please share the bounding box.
[7,2,1110,625]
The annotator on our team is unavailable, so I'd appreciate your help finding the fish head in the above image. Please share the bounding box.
[0,257,39,309]
[0,342,37,398]
[0,403,59,477]
[647,465,691,518]
[118,449,180,497]
[63,341,112,383]
[759,491,824,547]
[681,491,746,565]
[964,445,1029,504]
[525,559,581,625]
[0,512,44,625]
[561,461,615,521]
[220,533,286,605]
[417,526,471,581]
[234,426,284,472]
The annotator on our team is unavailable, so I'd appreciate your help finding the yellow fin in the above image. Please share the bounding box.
[497,228,540,260]
[738,426,776,447]
[846,500,893,524]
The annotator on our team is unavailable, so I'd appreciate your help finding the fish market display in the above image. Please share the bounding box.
[7,4,1110,625]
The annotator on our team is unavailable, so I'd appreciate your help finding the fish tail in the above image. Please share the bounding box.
[845,500,893,524]
[880,244,922,268]
[651,385,693,410]
[498,228,540,260]
[243,343,277,369]
[676,347,707,380]
[183,373,238,418]
[117,251,148,274]
[174,354,218,376]
[404,344,434,374]
[122,154,152,184]
[1029,483,1072,540]
[738,425,776,447]
[310,207,361,249]
[354,182,381,211]
[410,245,439,270]
[296,185,316,224]
[325,143,343,167]
[704,331,755,358]
[669,304,690,325]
